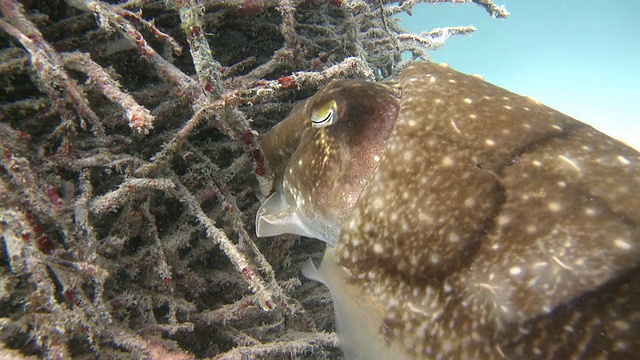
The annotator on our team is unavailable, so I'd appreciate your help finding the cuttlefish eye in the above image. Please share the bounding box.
[310,99,338,128]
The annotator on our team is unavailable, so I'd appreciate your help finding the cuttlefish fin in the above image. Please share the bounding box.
[304,249,412,360]
[302,258,328,286]
[255,192,320,239]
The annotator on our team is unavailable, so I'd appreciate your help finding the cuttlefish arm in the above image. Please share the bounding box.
[256,101,314,238]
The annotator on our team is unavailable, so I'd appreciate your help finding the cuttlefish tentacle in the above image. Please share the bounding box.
[257,61,640,359]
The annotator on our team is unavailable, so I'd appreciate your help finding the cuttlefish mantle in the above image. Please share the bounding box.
[256,61,640,359]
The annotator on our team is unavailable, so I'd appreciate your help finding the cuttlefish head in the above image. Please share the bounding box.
[256,79,400,245]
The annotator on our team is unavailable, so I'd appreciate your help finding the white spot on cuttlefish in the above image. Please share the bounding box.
[552,256,574,271]
[477,283,497,293]
[527,96,541,104]
[617,155,631,165]
[614,239,632,250]
[533,261,548,269]
[450,119,461,133]
[615,320,631,331]
[373,197,384,209]
[442,156,454,167]
[497,215,511,226]
[548,202,562,212]
[559,155,581,172]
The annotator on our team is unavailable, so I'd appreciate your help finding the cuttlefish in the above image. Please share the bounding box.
[255,61,640,359]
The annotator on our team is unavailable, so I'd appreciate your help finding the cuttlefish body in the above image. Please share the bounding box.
[256,62,640,359]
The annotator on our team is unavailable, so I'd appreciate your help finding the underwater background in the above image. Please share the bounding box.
[401,0,640,149]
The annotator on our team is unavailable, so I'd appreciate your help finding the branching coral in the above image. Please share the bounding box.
[0,0,507,358]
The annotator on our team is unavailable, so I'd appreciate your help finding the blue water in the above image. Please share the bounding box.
[399,0,640,149]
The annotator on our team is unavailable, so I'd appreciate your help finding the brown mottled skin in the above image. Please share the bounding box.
[257,62,640,359]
